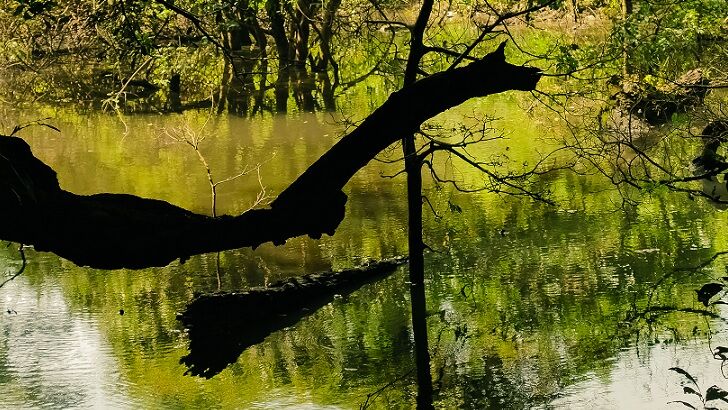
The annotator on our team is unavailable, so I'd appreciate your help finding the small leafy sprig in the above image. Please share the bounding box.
[669,366,728,409]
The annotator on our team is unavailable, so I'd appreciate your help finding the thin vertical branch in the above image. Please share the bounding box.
[402,1,434,408]
[161,116,269,217]
[0,245,27,289]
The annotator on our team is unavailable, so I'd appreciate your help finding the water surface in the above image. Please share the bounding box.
[1,98,728,409]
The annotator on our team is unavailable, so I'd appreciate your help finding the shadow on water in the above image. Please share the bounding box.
[5,76,728,407]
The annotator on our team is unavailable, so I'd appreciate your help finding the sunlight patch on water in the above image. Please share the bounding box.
[0,276,138,409]
[549,340,728,409]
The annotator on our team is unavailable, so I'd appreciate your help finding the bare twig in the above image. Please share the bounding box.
[8,118,60,136]
[0,245,26,289]
[162,114,270,216]
[359,368,414,409]
[447,0,557,70]
[102,57,153,136]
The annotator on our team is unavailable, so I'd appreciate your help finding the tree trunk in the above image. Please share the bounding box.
[0,45,541,269]
[216,61,231,114]
[292,67,316,112]
[266,0,291,112]
[292,0,313,68]
[312,0,341,73]
[402,0,434,406]
[622,0,633,76]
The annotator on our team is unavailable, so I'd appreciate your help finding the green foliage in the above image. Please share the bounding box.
[618,0,728,76]
[669,365,728,408]
[12,0,56,19]
[2,0,723,111]
[555,44,580,73]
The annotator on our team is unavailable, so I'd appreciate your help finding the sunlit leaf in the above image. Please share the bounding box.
[670,367,698,386]
[666,400,696,409]
[714,346,728,355]
[697,283,724,307]
[705,385,728,402]
[714,346,728,361]
[683,386,702,398]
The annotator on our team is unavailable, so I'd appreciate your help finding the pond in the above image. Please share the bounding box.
[2,92,728,409]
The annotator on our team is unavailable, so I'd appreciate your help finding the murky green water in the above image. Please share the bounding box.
[2,95,728,409]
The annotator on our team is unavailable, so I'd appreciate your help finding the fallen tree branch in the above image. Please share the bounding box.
[0,43,541,269]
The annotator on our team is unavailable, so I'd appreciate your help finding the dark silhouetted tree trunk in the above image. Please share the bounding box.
[266,0,291,112]
[622,0,633,76]
[401,0,434,406]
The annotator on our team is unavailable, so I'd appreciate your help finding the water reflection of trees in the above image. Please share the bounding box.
[2,179,723,407]
[0,0,395,116]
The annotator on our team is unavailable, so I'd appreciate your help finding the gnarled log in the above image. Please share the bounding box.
[0,43,541,269]
[178,256,407,378]
[614,69,710,126]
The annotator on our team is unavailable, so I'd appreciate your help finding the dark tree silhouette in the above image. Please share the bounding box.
[0,43,541,269]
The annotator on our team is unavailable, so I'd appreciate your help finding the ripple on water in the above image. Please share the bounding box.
[0,276,140,409]
[549,341,727,409]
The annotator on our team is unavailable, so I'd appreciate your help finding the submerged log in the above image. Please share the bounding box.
[614,70,710,126]
[0,43,541,269]
[693,121,728,206]
[177,256,407,378]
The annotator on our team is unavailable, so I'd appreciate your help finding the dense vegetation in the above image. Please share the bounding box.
[1,0,725,113]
